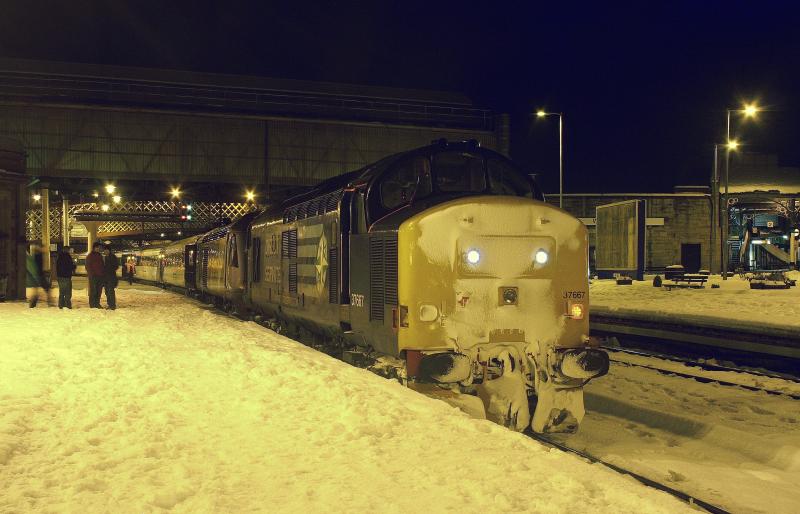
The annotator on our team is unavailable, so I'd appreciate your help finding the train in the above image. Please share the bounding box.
[126,140,609,434]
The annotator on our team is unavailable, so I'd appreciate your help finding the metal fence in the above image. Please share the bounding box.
[26,200,254,241]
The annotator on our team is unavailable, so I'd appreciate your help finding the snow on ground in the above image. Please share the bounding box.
[590,272,800,334]
[566,360,800,514]
[0,282,690,513]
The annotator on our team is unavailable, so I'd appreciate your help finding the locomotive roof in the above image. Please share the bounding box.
[275,140,503,211]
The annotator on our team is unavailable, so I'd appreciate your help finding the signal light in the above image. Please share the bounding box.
[569,302,585,320]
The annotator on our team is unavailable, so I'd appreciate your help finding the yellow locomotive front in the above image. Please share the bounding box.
[398,195,608,433]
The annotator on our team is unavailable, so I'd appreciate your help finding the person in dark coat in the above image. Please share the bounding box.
[55,246,77,309]
[86,242,105,308]
[102,245,119,310]
[26,245,42,307]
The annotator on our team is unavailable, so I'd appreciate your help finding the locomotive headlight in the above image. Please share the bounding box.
[466,249,481,265]
[534,249,549,265]
[419,304,439,322]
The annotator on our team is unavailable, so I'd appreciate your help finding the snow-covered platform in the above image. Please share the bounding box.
[590,272,800,359]
[0,284,690,512]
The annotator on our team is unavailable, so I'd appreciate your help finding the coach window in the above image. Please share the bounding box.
[352,191,368,234]
[228,235,239,268]
[252,237,261,282]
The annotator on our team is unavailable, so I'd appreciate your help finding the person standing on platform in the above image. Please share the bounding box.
[126,257,135,285]
[26,244,43,307]
[102,245,119,310]
[55,246,77,309]
[86,242,105,308]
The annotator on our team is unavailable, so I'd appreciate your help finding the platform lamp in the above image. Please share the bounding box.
[535,110,564,209]
[721,103,760,280]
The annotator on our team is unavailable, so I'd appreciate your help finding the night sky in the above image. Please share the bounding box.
[1,1,798,194]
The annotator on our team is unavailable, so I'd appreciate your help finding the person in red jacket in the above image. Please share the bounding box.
[85,242,105,308]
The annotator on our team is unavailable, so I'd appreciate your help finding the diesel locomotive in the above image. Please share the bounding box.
[132,140,608,433]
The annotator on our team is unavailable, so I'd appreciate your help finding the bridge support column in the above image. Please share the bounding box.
[83,221,100,254]
[62,197,70,247]
[40,188,51,272]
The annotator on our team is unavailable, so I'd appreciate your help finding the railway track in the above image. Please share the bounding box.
[591,312,800,377]
[525,431,729,514]
[603,346,800,400]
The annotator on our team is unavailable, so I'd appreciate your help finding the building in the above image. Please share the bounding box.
[551,189,715,273]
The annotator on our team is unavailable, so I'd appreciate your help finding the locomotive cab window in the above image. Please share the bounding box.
[434,152,486,193]
[379,156,431,210]
[487,156,543,200]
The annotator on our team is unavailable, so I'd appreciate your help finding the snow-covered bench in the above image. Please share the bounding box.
[663,273,707,290]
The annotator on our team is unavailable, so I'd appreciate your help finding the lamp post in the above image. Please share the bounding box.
[721,103,759,280]
[535,110,564,209]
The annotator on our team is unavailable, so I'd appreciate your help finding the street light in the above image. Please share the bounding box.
[112,195,121,204]
[105,184,116,194]
[721,103,760,280]
[170,187,181,199]
[534,109,564,208]
[245,189,256,202]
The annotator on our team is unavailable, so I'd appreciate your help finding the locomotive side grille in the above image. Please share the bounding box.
[282,229,297,259]
[384,236,398,306]
[325,191,341,212]
[369,237,384,321]
[288,230,297,258]
[282,189,343,222]
[289,262,298,294]
[328,246,338,304]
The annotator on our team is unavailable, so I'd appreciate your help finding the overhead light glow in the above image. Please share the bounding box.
[33,194,41,201]
[726,139,740,151]
[160,233,165,237]
[100,204,109,212]
[535,249,549,265]
[466,249,481,265]
[92,191,99,198]
[112,195,121,204]
[742,103,759,118]
[171,187,181,198]
[105,184,116,194]
[245,190,255,201]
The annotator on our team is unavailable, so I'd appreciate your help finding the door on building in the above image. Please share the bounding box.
[681,243,702,273]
